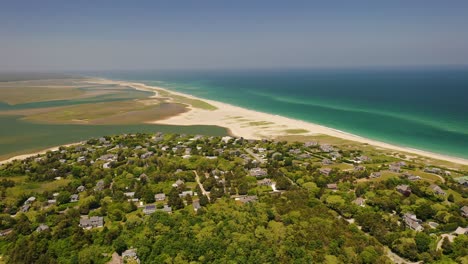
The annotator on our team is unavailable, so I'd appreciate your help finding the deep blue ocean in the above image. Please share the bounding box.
[93,68,468,159]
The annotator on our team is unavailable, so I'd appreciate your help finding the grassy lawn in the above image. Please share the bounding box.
[5,178,72,204]
[407,170,444,183]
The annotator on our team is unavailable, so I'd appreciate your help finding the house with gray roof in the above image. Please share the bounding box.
[403,213,423,232]
[79,216,104,229]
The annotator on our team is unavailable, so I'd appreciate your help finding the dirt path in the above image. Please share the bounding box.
[194,170,210,201]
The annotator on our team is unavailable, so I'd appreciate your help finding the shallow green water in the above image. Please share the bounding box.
[97,68,468,159]
[0,116,228,158]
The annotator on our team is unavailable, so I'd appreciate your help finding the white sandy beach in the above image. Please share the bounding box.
[85,78,468,166]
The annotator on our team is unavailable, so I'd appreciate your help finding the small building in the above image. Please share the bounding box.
[155,193,166,201]
[353,197,365,207]
[403,213,423,232]
[122,249,140,263]
[124,192,135,198]
[304,141,318,147]
[396,184,411,196]
[77,185,86,192]
[77,156,86,163]
[159,205,172,213]
[424,167,442,174]
[0,229,13,237]
[140,151,154,159]
[36,224,49,232]
[236,195,258,204]
[428,222,439,229]
[193,200,201,212]
[429,184,446,196]
[461,206,468,218]
[320,168,332,176]
[327,183,338,190]
[95,180,105,191]
[389,164,401,173]
[319,144,334,153]
[47,199,57,205]
[143,205,156,215]
[25,196,36,204]
[322,159,333,165]
[354,165,365,172]
[370,172,381,178]
[249,168,268,177]
[454,226,468,235]
[172,179,184,188]
[179,190,193,198]
[21,204,30,212]
[70,194,79,202]
[257,178,272,186]
[79,216,104,229]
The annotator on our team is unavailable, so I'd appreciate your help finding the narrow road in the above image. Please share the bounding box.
[194,170,210,201]
[245,148,266,164]
[436,234,455,251]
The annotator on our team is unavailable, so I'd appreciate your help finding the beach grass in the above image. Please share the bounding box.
[248,121,274,126]
[284,129,309,134]
[155,88,217,110]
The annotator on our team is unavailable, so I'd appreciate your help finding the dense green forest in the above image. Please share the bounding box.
[0,133,467,263]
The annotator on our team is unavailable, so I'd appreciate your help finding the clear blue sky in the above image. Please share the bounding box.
[1,0,468,71]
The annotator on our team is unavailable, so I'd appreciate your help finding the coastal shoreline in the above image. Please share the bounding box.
[86,78,468,166]
[1,77,466,166]
[0,142,83,166]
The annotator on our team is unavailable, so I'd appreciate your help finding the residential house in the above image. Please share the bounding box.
[179,190,193,198]
[122,249,140,263]
[370,172,381,178]
[95,180,105,191]
[140,151,154,159]
[159,205,172,213]
[403,213,423,232]
[257,178,273,186]
[389,163,401,173]
[193,200,201,212]
[327,183,338,190]
[236,195,258,204]
[77,185,86,192]
[124,192,135,198]
[403,173,421,181]
[320,168,332,176]
[304,141,318,147]
[424,167,442,174]
[21,204,30,212]
[155,193,166,201]
[353,197,365,207]
[36,224,49,232]
[454,226,468,235]
[249,168,268,177]
[172,179,184,188]
[429,184,446,196]
[354,165,365,172]
[461,206,468,218]
[25,196,36,204]
[79,216,104,229]
[70,194,79,202]
[320,144,334,153]
[357,155,371,163]
[455,177,468,187]
[143,205,156,215]
[322,158,333,165]
[396,185,411,196]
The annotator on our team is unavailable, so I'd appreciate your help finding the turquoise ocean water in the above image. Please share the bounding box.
[95,68,468,159]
